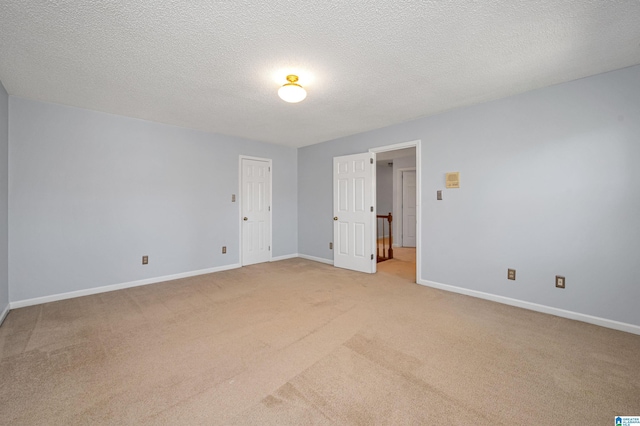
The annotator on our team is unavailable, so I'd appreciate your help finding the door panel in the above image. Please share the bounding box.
[354,222,365,256]
[241,158,271,265]
[339,179,348,211]
[354,177,365,211]
[333,153,375,273]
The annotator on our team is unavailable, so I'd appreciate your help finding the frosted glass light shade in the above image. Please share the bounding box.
[278,75,307,103]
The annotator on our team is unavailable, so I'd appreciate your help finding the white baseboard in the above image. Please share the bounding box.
[418,279,640,336]
[0,303,9,326]
[271,253,299,262]
[10,263,242,310]
[298,254,334,265]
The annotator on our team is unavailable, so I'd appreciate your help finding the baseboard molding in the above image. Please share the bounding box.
[271,253,299,262]
[298,254,334,265]
[10,263,242,310]
[418,279,640,336]
[0,303,9,327]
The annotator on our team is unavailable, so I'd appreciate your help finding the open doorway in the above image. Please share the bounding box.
[370,142,421,282]
[331,140,421,280]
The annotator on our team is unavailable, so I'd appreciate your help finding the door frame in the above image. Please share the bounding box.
[396,167,416,247]
[238,155,273,266]
[369,140,422,282]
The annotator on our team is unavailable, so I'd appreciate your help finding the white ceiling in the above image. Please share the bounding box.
[1,1,639,148]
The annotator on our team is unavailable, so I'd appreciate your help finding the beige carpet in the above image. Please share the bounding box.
[1,254,639,425]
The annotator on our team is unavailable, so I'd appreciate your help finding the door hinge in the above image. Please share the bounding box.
[370,206,374,212]
[370,158,373,164]
[268,246,271,251]
[268,206,271,211]
[268,166,271,172]
[371,254,374,260]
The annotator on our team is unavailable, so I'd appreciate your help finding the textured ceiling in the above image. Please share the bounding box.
[1,1,639,148]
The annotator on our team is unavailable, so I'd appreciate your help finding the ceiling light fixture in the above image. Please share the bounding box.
[278,75,307,103]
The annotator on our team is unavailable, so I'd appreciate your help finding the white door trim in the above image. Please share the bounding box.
[396,167,416,247]
[239,155,273,266]
[369,140,422,282]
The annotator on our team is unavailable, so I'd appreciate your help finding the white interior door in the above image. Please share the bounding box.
[333,153,375,273]
[241,157,271,266]
[402,170,416,247]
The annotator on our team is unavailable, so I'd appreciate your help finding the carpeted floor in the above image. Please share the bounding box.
[1,253,639,425]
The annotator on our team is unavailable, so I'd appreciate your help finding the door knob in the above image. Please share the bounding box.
[333,217,338,221]
[243,217,248,221]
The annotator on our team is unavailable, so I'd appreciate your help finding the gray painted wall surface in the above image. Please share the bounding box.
[376,163,393,238]
[376,164,393,215]
[0,81,8,316]
[9,98,297,302]
[299,65,640,326]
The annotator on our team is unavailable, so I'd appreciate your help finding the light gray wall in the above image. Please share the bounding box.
[9,97,298,302]
[376,163,393,215]
[376,163,393,238]
[0,81,8,318]
[298,65,640,327]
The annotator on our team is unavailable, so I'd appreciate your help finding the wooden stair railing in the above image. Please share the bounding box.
[376,213,393,263]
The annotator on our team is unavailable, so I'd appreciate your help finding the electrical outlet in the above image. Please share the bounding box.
[222,246,227,254]
[142,255,148,265]
[437,190,442,200]
[507,269,516,280]
[556,275,565,289]
[231,194,236,202]
[329,242,333,250]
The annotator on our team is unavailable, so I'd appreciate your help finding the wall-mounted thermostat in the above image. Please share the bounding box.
[446,172,460,188]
